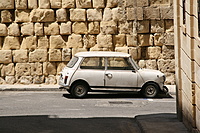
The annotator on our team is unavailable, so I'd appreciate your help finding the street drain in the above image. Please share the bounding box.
[109,101,133,105]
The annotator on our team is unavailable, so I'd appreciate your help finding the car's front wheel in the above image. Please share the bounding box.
[71,82,89,98]
[142,83,159,98]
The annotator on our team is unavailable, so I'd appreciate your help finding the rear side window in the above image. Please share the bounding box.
[107,57,134,70]
[80,57,105,69]
[67,57,78,68]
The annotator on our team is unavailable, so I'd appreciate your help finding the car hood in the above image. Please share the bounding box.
[138,68,164,77]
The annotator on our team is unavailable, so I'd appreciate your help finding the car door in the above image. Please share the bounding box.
[105,57,138,88]
[72,57,105,87]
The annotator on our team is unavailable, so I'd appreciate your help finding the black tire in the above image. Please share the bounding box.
[142,83,159,98]
[71,82,89,98]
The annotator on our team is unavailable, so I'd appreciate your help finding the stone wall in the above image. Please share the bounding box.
[0,0,175,85]
[174,0,200,132]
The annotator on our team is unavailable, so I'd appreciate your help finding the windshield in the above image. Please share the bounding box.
[67,56,78,68]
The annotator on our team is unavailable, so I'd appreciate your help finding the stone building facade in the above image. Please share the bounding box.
[0,0,174,85]
[174,0,200,132]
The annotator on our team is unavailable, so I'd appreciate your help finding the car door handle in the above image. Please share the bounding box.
[105,73,112,78]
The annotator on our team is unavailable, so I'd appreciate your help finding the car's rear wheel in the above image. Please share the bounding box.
[71,82,89,98]
[142,83,159,98]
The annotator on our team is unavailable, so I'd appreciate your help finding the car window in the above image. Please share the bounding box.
[67,56,78,68]
[107,57,134,70]
[80,57,105,69]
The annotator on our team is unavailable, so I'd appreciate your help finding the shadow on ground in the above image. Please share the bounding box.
[63,91,172,99]
[0,113,187,133]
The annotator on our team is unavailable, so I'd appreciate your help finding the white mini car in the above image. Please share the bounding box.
[59,51,168,98]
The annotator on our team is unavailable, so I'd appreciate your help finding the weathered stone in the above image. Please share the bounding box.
[160,6,173,19]
[129,47,141,60]
[0,77,6,84]
[118,21,133,34]
[49,49,62,61]
[33,75,44,84]
[31,62,43,75]
[160,45,174,59]
[93,0,105,8]
[138,60,146,68]
[38,0,50,9]
[165,20,174,33]
[125,0,137,7]
[72,48,87,56]
[15,0,27,9]
[30,9,55,22]
[67,34,83,48]
[165,73,175,85]
[0,37,3,49]
[138,34,152,46]
[56,8,67,22]
[21,36,37,50]
[5,76,16,84]
[88,22,100,34]
[8,23,20,36]
[60,22,72,35]
[103,8,112,21]
[146,60,158,70]
[17,76,32,84]
[144,6,160,20]
[115,47,128,53]
[38,36,49,49]
[72,22,87,34]
[29,49,48,62]
[13,50,28,63]
[44,23,59,35]
[146,47,161,59]
[50,35,66,49]
[163,33,174,45]
[87,9,102,21]
[106,0,118,8]
[150,0,170,5]
[154,33,165,46]
[15,63,31,77]
[114,34,126,47]
[0,0,14,9]
[0,50,12,63]
[137,20,149,33]
[62,48,71,61]
[151,20,164,33]
[62,0,75,8]
[157,59,175,73]
[50,0,61,8]
[21,23,34,35]
[97,34,113,48]
[35,23,44,36]
[137,0,149,7]
[83,35,96,48]
[1,63,14,76]
[137,7,143,20]
[15,10,30,22]
[126,34,137,47]
[43,62,57,75]
[57,62,66,74]
[28,0,38,9]
[0,24,7,36]
[90,44,103,51]
[1,10,12,23]
[45,75,57,84]
[127,8,137,20]
[76,0,91,8]
[3,36,20,50]
[100,21,117,34]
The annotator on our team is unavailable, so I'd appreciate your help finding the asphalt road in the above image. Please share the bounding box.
[0,91,176,133]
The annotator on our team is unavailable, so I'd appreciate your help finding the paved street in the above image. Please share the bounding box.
[0,91,176,133]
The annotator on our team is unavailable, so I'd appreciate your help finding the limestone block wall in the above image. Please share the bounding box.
[0,0,175,85]
[174,0,200,132]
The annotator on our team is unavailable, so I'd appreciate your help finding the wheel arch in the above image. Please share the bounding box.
[142,81,161,91]
[70,79,90,90]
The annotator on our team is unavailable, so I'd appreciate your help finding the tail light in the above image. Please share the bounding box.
[64,76,68,84]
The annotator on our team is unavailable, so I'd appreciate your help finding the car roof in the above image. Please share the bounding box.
[75,51,130,58]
